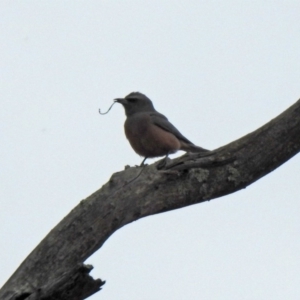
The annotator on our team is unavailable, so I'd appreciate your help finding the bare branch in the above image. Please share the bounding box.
[1,99,300,300]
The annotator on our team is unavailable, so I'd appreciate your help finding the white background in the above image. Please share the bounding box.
[1,2,300,299]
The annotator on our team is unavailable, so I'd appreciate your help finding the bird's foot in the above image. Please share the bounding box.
[156,155,170,170]
[137,163,148,168]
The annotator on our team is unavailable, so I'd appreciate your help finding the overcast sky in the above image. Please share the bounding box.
[1,2,300,299]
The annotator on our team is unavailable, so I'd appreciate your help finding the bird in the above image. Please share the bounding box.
[114,92,208,167]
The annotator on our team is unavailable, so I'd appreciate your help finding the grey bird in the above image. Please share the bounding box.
[115,92,209,166]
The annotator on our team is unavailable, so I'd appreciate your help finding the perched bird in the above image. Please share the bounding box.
[115,92,208,166]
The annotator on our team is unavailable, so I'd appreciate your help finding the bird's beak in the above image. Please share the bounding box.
[114,98,128,105]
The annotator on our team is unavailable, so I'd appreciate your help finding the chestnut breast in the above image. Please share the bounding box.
[124,112,181,158]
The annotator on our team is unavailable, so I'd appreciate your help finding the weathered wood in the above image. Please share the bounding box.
[1,99,299,300]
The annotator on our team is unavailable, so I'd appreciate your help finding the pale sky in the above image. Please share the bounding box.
[1,2,300,299]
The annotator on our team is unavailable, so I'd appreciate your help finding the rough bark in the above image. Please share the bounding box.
[1,99,300,300]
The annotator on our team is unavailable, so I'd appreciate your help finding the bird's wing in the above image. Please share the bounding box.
[150,112,193,144]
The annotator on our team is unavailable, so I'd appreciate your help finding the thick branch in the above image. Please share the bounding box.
[1,99,300,300]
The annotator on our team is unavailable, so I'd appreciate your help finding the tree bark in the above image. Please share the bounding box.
[1,99,300,300]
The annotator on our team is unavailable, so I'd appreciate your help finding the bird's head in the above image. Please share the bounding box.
[114,92,155,116]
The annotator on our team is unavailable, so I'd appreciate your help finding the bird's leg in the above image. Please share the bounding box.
[157,153,170,170]
[140,157,148,167]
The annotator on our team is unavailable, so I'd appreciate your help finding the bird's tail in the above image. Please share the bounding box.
[180,142,209,153]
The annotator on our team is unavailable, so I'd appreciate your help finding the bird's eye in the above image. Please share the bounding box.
[128,98,137,103]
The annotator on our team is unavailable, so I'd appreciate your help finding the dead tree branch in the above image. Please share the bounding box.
[1,99,300,300]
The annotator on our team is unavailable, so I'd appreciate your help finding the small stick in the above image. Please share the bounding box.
[99,101,117,115]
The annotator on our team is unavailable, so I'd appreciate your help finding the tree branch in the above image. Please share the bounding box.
[1,99,300,300]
